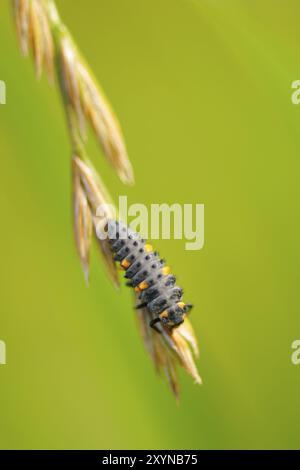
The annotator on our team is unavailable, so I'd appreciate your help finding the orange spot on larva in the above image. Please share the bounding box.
[121,259,130,269]
[162,266,171,276]
[138,281,149,291]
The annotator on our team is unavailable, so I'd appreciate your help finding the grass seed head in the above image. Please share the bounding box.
[77,61,134,185]
[72,157,93,284]
[13,0,200,398]
[13,0,30,55]
[136,299,201,399]
[60,35,134,185]
[73,156,119,287]
[13,0,54,82]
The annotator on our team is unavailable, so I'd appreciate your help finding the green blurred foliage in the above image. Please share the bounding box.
[0,0,300,449]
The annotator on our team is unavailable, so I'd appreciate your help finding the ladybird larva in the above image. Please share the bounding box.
[107,220,193,331]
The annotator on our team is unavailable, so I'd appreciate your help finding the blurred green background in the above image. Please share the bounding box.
[0,0,300,450]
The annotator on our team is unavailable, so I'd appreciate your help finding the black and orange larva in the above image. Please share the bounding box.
[107,220,193,331]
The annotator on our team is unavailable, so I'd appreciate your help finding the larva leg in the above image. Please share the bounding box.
[150,317,162,334]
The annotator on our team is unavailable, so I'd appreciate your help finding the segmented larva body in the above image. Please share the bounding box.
[107,220,193,330]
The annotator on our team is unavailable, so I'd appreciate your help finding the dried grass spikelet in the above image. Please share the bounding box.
[136,298,201,399]
[72,157,93,284]
[13,0,30,55]
[72,155,119,287]
[61,36,134,185]
[13,0,54,81]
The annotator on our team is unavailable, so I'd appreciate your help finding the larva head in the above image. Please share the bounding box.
[159,302,193,329]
